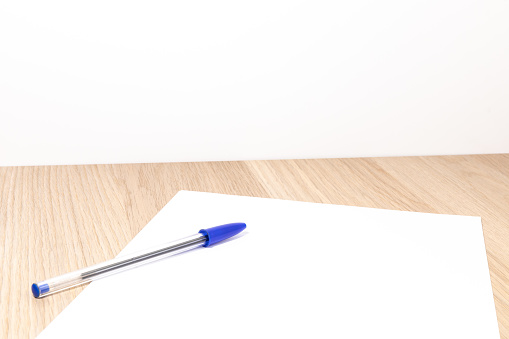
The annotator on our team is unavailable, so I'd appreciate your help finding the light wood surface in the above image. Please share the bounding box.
[1,154,508,338]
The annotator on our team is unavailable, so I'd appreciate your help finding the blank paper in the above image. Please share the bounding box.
[37,191,499,338]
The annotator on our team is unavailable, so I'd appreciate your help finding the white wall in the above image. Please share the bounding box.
[1,0,508,166]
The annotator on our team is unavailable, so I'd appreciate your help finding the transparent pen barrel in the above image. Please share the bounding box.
[33,233,206,298]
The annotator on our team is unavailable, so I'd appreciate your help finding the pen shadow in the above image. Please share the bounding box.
[206,231,249,249]
[160,231,248,261]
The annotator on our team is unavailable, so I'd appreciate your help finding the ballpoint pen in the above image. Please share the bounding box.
[31,222,246,298]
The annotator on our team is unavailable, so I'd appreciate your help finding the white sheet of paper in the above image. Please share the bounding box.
[37,191,499,338]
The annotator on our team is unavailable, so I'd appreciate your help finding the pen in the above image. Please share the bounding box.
[32,222,246,298]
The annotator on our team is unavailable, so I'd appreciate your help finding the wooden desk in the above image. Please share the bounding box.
[1,154,508,338]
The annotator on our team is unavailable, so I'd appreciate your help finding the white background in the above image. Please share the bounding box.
[1,0,508,166]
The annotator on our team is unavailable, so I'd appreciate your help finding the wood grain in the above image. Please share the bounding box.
[1,155,508,338]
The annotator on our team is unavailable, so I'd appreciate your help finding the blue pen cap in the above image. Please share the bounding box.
[199,223,246,247]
